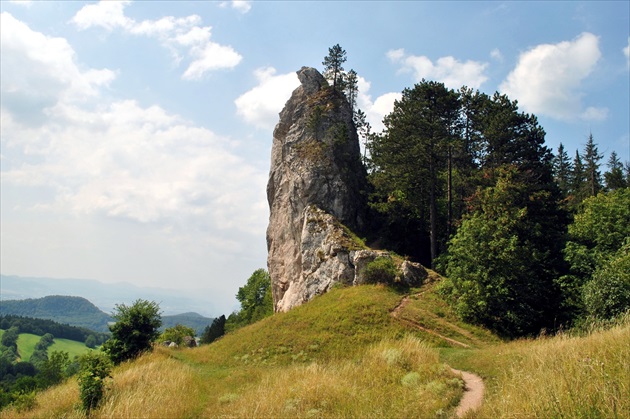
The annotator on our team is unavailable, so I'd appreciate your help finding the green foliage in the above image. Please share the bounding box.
[565,188,630,278]
[200,315,226,345]
[322,43,347,90]
[604,151,627,190]
[0,314,109,344]
[85,335,97,349]
[77,351,112,412]
[1,327,19,353]
[441,166,565,336]
[583,242,630,320]
[37,350,69,388]
[226,269,273,332]
[159,324,196,346]
[363,257,398,284]
[102,299,161,364]
[0,296,112,333]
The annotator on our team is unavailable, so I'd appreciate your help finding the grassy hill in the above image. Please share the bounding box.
[1,296,213,335]
[0,296,112,332]
[3,279,628,418]
[0,330,93,362]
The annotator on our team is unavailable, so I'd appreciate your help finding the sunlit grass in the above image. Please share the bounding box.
[5,283,627,418]
[445,315,630,418]
[205,336,463,418]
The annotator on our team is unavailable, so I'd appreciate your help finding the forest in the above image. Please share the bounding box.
[328,45,630,337]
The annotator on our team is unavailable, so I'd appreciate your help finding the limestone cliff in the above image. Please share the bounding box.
[266,67,425,312]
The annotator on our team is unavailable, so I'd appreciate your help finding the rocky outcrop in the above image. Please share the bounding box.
[267,67,427,312]
[275,205,427,311]
[267,67,369,312]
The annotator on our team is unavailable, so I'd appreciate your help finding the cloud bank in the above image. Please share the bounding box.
[1,12,266,237]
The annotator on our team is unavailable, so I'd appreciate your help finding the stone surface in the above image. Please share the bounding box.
[266,67,427,312]
[267,67,368,312]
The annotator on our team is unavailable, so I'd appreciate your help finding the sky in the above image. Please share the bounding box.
[1,0,629,316]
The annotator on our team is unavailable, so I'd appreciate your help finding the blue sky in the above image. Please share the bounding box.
[1,1,628,315]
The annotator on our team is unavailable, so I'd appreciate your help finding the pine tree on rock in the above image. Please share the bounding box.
[322,44,347,91]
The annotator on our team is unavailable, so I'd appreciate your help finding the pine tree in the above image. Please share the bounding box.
[322,44,347,90]
[369,80,460,266]
[604,151,627,190]
[553,143,573,196]
[583,133,603,197]
[570,150,586,202]
[345,69,358,112]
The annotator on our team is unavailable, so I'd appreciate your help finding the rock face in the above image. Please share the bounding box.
[267,67,428,312]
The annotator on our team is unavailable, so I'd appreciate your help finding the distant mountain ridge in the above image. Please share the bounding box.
[0,295,214,335]
[0,295,111,332]
[0,274,222,317]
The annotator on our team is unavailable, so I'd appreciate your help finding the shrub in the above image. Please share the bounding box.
[363,257,398,284]
[583,244,630,320]
[78,351,112,412]
[159,324,196,346]
[102,299,161,364]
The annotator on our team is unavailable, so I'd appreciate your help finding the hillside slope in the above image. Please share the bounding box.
[0,296,213,335]
[0,296,111,332]
[3,281,628,418]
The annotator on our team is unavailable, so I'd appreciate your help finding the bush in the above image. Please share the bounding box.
[102,299,161,364]
[159,324,196,346]
[583,245,630,320]
[363,257,398,284]
[78,351,112,412]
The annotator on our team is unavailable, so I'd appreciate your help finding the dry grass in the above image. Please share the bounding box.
[207,336,463,419]
[449,316,630,418]
[2,350,204,419]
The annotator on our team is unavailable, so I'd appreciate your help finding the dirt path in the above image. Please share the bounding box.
[450,368,485,417]
[391,296,471,348]
[391,295,485,417]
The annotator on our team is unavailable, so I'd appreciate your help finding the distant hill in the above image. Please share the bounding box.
[0,296,214,335]
[0,274,224,317]
[162,312,214,336]
[0,295,112,332]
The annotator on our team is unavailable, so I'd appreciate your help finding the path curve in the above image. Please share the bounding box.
[390,294,485,417]
[450,368,485,417]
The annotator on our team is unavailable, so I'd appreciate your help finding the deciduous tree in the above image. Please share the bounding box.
[102,299,161,364]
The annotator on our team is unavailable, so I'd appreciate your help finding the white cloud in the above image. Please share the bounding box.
[581,106,609,122]
[1,14,266,237]
[71,1,242,79]
[356,76,400,133]
[71,0,133,31]
[388,48,489,89]
[235,67,300,129]
[624,37,630,66]
[490,48,503,62]
[500,32,604,121]
[1,12,116,126]
[231,1,252,14]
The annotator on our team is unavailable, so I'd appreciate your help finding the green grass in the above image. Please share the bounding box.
[3,282,628,418]
[1,330,91,362]
[49,338,92,359]
[16,333,41,362]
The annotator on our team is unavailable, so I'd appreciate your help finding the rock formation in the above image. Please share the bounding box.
[267,67,426,312]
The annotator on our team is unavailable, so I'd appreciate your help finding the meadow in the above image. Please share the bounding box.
[3,282,628,418]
